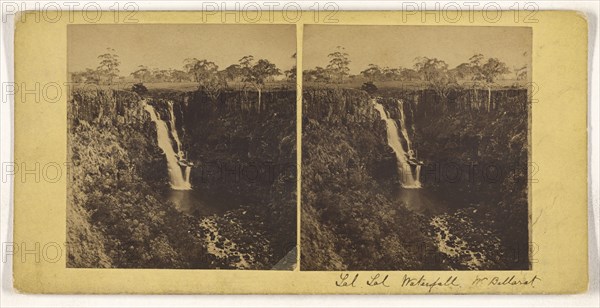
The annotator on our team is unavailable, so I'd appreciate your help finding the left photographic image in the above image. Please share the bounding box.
[66,24,297,270]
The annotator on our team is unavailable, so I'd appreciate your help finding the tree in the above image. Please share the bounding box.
[238,56,281,112]
[414,57,456,107]
[382,67,401,81]
[327,46,351,83]
[131,65,150,83]
[468,53,486,83]
[303,66,331,83]
[515,65,527,81]
[71,68,100,84]
[183,58,200,81]
[170,69,190,82]
[400,68,420,81]
[151,68,171,82]
[238,55,255,71]
[224,64,242,83]
[284,65,297,82]
[452,62,473,81]
[360,64,382,82]
[284,53,297,83]
[97,48,120,85]
[480,58,510,111]
[481,58,510,84]
[192,60,226,103]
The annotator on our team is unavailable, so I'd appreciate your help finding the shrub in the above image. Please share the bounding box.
[131,83,148,96]
[361,81,378,95]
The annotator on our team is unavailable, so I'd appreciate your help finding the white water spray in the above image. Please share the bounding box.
[372,98,421,189]
[143,100,192,190]
[167,101,183,155]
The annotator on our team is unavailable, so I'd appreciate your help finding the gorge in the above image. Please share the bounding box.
[302,87,529,271]
[67,87,296,270]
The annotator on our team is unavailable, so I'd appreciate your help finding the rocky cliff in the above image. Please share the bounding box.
[301,88,441,270]
[68,87,297,269]
[68,89,209,268]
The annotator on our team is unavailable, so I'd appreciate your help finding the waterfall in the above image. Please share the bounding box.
[143,101,192,190]
[372,98,421,189]
[167,101,183,155]
[397,100,413,156]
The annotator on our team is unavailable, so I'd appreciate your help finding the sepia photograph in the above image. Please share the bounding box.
[301,25,532,271]
[8,7,593,297]
[66,24,297,270]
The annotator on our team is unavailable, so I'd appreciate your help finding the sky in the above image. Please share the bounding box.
[303,25,532,74]
[68,24,296,75]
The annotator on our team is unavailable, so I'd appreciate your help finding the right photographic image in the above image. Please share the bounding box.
[301,25,531,271]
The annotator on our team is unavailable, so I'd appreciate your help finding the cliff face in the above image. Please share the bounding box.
[164,89,298,265]
[68,89,209,268]
[302,86,529,270]
[68,87,297,269]
[382,88,530,269]
[301,88,439,270]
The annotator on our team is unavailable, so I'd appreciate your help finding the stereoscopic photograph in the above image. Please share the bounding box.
[66,24,297,270]
[301,25,532,271]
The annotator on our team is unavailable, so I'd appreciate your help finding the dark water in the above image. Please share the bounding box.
[395,188,453,215]
[166,189,240,216]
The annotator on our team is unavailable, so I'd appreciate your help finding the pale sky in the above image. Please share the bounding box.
[303,25,531,74]
[68,24,296,75]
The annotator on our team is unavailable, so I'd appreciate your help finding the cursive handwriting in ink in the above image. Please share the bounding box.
[366,273,390,287]
[401,274,460,293]
[472,275,541,287]
[335,273,359,287]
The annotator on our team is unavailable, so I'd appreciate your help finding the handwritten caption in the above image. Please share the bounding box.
[335,273,541,292]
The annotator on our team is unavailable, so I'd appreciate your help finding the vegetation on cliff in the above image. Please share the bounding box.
[302,86,529,270]
[68,89,210,268]
[301,88,443,270]
[67,87,296,269]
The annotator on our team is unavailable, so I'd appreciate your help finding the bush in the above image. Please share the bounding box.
[131,83,148,96]
[361,81,378,95]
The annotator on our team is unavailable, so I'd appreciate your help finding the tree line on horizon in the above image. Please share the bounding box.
[70,48,297,88]
[70,48,296,109]
[305,46,528,110]
[304,46,528,86]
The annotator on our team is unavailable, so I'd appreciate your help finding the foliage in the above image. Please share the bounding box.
[301,88,441,270]
[71,68,101,84]
[408,87,529,269]
[192,60,227,102]
[238,56,282,87]
[131,65,150,82]
[361,81,378,94]
[236,55,282,111]
[284,65,297,83]
[326,46,351,82]
[67,89,210,268]
[174,89,297,267]
[303,66,332,83]
[223,64,243,82]
[131,83,148,96]
[96,48,121,85]
[414,57,457,102]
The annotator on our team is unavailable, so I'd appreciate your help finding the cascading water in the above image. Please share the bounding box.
[167,101,183,154]
[397,99,421,187]
[143,100,192,190]
[372,98,421,189]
